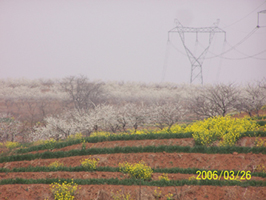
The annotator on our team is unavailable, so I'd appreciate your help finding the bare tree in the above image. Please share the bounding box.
[235,83,266,117]
[187,83,240,118]
[0,114,22,142]
[60,76,106,111]
[91,105,120,133]
[126,103,149,133]
[4,98,15,116]
[186,95,218,119]
[116,104,130,132]
[151,101,185,130]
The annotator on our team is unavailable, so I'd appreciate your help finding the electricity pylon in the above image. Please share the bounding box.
[168,19,226,84]
[257,10,266,27]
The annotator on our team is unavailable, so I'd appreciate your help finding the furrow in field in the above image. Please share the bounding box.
[17,136,265,156]
[20,138,195,155]
[1,152,265,171]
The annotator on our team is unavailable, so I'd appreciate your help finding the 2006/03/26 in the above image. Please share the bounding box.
[196,170,251,180]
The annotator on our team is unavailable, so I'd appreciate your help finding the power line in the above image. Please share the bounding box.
[206,46,266,60]
[222,0,266,28]
[205,27,258,59]
[162,12,266,82]
[223,42,266,60]
[168,40,187,56]
[204,27,266,60]
[168,26,265,60]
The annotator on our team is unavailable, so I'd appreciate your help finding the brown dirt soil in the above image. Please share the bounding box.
[236,136,266,147]
[16,136,266,156]
[0,171,265,181]
[1,152,266,172]
[21,138,195,155]
[1,137,266,199]
[0,184,265,200]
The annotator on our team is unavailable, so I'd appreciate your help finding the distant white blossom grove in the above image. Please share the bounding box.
[0,77,265,142]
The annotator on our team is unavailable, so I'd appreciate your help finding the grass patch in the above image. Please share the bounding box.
[0,178,265,187]
[1,166,266,178]
[1,145,266,163]
[16,131,266,155]
[16,132,194,154]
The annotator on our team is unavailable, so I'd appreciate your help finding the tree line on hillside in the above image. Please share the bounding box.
[0,76,265,142]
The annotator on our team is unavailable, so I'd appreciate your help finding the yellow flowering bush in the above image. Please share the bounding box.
[118,161,131,174]
[128,129,150,135]
[128,125,185,135]
[158,173,170,181]
[67,132,83,140]
[153,187,162,200]
[50,179,78,200]
[5,141,21,149]
[80,157,99,171]
[165,124,185,133]
[87,116,258,147]
[111,190,133,200]
[88,125,185,138]
[35,138,57,149]
[48,161,64,169]
[255,164,265,173]
[255,137,266,147]
[40,138,57,150]
[90,131,132,138]
[262,125,266,131]
[185,116,259,146]
[165,193,174,200]
[43,138,57,145]
[119,161,153,180]
[188,176,196,181]
[90,131,111,138]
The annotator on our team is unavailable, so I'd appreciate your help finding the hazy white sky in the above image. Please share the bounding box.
[1,0,266,84]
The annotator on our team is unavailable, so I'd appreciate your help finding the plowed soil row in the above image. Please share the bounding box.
[1,152,265,171]
[18,136,266,156]
[1,137,265,200]
[20,138,195,155]
[0,171,265,181]
[0,184,265,200]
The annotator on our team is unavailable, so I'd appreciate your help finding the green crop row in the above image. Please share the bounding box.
[16,132,194,154]
[0,166,265,178]
[1,145,265,163]
[16,131,266,154]
[257,121,266,127]
[238,131,266,138]
[250,116,266,120]
[0,177,265,187]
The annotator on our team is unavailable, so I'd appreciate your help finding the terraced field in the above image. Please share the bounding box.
[0,132,266,200]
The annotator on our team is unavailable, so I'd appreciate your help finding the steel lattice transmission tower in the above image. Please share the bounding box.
[168,19,226,84]
[257,10,266,27]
